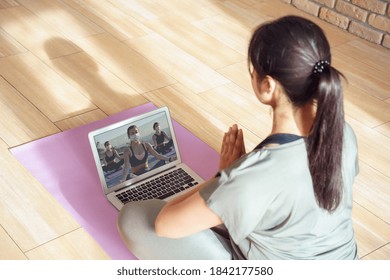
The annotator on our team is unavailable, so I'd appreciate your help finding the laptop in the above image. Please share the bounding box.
[88,107,204,210]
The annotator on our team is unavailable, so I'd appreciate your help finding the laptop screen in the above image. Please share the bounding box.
[89,107,180,193]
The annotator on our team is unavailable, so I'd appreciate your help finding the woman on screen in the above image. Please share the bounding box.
[102,141,124,173]
[152,122,173,154]
[121,125,175,181]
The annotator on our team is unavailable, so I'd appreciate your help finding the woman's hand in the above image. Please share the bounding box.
[219,124,246,170]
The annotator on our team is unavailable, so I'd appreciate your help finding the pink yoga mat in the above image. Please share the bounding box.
[11,103,219,259]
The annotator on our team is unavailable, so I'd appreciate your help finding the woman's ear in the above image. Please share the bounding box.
[253,73,277,105]
[261,75,277,95]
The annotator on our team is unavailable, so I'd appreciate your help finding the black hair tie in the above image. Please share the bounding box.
[313,60,330,74]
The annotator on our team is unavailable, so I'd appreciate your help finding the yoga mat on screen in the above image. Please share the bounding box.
[10,103,219,259]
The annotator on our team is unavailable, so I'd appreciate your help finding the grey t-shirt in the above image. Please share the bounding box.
[200,123,359,259]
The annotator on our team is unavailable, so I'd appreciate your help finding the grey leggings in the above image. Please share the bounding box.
[117,199,233,260]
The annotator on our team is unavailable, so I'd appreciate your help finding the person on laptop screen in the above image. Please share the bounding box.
[118,16,359,260]
[102,141,124,173]
[152,122,173,154]
[121,125,175,180]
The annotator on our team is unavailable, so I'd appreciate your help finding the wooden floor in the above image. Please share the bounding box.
[0,0,389,260]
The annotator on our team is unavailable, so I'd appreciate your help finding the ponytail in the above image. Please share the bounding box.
[248,16,347,212]
[307,66,345,211]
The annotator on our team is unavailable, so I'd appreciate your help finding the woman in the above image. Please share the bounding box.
[118,16,359,260]
[121,125,175,180]
[102,141,124,173]
[152,122,173,154]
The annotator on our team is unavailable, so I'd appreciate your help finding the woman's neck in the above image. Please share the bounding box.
[271,102,315,137]
[131,141,141,147]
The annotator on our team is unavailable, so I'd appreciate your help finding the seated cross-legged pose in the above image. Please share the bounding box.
[152,122,173,154]
[102,141,124,173]
[117,15,359,260]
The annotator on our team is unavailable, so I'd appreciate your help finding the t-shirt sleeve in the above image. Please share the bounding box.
[199,151,280,243]
[344,122,359,177]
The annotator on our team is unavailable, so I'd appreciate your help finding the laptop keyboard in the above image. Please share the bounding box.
[116,168,199,204]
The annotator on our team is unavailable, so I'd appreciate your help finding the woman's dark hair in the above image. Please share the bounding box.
[153,122,159,130]
[248,16,345,212]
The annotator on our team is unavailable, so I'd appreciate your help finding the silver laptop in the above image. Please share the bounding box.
[88,107,204,210]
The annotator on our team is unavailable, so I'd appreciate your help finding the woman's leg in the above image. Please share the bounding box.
[152,160,166,170]
[117,199,232,260]
[103,163,115,172]
[117,159,124,167]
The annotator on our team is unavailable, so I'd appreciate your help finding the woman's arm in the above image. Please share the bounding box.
[114,149,123,160]
[146,143,170,161]
[120,149,132,182]
[102,153,107,165]
[162,131,171,141]
[155,182,222,238]
[155,124,245,239]
[152,134,158,147]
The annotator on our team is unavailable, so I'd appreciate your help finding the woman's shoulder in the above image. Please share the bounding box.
[143,142,153,149]
[123,146,131,155]
[344,122,357,141]
[342,122,358,155]
[219,142,310,194]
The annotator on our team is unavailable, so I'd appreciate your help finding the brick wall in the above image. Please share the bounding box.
[281,0,390,49]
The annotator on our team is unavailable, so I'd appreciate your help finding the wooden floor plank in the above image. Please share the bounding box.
[335,40,390,75]
[333,48,390,101]
[25,228,110,260]
[18,0,104,41]
[0,53,96,122]
[0,225,27,260]
[0,28,26,58]
[0,6,81,60]
[107,0,171,22]
[156,0,221,21]
[347,116,390,179]
[362,243,390,260]
[193,14,252,55]
[45,50,148,116]
[217,61,253,92]
[55,109,108,132]
[75,33,176,93]
[375,122,390,138]
[0,76,60,146]
[0,0,18,8]
[353,202,390,258]
[199,83,272,140]
[125,33,230,93]
[107,0,221,23]
[251,1,358,47]
[144,14,244,69]
[210,0,271,30]
[343,83,390,128]
[354,162,390,224]
[64,0,150,41]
